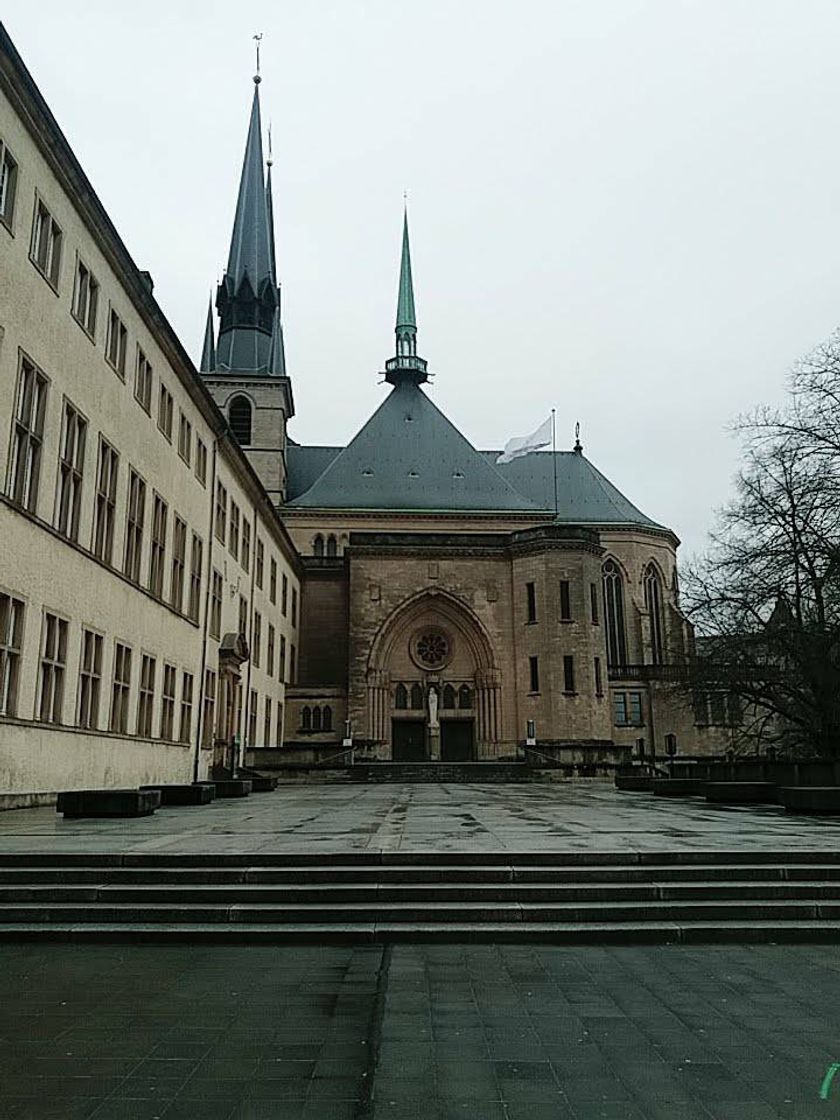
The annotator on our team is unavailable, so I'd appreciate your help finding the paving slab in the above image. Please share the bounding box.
[2,783,840,856]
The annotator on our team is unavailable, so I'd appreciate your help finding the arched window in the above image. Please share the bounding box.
[643,564,664,665]
[229,396,252,445]
[302,706,311,731]
[410,682,424,710]
[602,560,627,669]
[394,684,408,710]
[326,535,338,557]
[312,706,322,731]
[442,684,456,709]
[458,685,472,709]
[323,705,333,731]
[313,535,324,557]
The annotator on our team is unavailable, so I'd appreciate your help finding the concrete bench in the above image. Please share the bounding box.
[779,787,840,815]
[248,775,277,792]
[197,779,252,798]
[57,788,161,818]
[705,782,779,804]
[615,774,654,792]
[651,779,709,797]
[140,784,215,806]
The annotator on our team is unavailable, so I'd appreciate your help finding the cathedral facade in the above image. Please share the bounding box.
[0,26,730,805]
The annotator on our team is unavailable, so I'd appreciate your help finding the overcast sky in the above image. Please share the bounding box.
[5,1,840,557]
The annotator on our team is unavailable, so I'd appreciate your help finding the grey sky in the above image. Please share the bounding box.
[5,0,840,557]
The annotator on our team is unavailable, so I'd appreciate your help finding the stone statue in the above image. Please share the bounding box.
[428,685,439,730]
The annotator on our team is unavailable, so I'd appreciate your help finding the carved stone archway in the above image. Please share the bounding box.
[365,589,501,755]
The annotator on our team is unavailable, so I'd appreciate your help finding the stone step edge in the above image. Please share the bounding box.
[0,920,839,944]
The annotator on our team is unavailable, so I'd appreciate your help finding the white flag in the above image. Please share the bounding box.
[495,415,553,464]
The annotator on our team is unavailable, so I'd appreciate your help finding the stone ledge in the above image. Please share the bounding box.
[779,787,840,814]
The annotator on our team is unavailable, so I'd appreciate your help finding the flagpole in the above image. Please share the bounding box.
[551,408,558,517]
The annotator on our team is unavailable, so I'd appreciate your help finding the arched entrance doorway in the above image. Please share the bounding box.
[366,590,501,761]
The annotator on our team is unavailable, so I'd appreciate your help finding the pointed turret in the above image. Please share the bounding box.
[385,207,428,386]
[200,296,217,373]
[215,76,278,374]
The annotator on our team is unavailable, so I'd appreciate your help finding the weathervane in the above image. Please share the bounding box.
[574,421,583,453]
[253,32,263,82]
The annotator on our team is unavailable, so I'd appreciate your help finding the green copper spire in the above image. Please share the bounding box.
[396,209,416,333]
[385,205,428,386]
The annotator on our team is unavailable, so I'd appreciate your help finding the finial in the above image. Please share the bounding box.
[573,421,583,454]
[253,32,263,83]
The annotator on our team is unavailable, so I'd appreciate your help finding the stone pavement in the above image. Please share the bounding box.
[2,782,840,856]
[0,941,837,1119]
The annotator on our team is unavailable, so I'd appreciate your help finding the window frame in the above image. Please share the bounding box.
[0,591,25,717]
[7,352,48,514]
[29,193,63,290]
[0,136,19,232]
[54,397,88,543]
[76,627,103,731]
[106,305,128,379]
[71,254,99,340]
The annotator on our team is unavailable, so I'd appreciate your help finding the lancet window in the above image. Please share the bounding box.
[602,559,627,669]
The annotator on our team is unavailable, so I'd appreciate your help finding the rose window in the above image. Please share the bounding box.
[412,629,451,670]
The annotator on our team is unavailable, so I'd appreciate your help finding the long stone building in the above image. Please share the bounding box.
[0,25,732,804]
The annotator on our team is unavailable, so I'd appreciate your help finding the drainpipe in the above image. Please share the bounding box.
[192,439,218,783]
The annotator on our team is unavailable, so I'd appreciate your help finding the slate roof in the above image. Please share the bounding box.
[287,380,541,512]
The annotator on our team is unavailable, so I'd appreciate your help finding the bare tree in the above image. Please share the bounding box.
[684,353,840,757]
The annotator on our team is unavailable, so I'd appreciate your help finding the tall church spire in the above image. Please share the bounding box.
[215,75,278,374]
[385,206,428,386]
[200,295,216,373]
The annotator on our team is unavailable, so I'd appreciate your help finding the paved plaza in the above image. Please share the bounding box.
[2,781,840,856]
[1,940,838,1119]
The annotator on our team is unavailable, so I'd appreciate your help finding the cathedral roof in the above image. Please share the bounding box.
[287,380,542,512]
[287,426,664,529]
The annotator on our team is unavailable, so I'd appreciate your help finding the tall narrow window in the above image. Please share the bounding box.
[458,685,472,709]
[77,629,102,730]
[248,689,258,743]
[256,539,264,588]
[229,396,252,444]
[410,682,423,709]
[195,438,207,486]
[563,655,575,694]
[135,346,153,412]
[188,533,203,622]
[394,683,408,710]
[178,413,192,465]
[281,574,288,616]
[202,669,216,747]
[215,481,227,544]
[110,643,132,733]
[313,534,324,557]
[92,438,119,564]
[264,697,272,746]
[442,684,456,709]
[528,656,540,693]
[158,384,173,440]
[590,583,599,625]
[594,656,603,697]
[0,138,18,228]
[210,571,223,640]
[55,400,87,541]
[30,196,62,286]
[302,706,312,730]
[602,560,627,669]
[290,645,296,684]
[267,623,276,677]
[72,257,99,338]
[323,705,333,731]
[179,672,194,744]
[270,559,277,604]
[312,706,322,731]
[276,702,284,744]
[124,469,146,583]
[148,494,168,599]
[8,355,48,513]
[613,692,629,726]
[559,580,571,621]
[137,654,156,737]
[229,502,240,561]
[326,535,338,557]
[242,519,251,573]
[170,516,187,612]
[628,692,643,726]
[279,636,287,683]
[106,307,127,377]
[38,612,67,723]
[291,588,298,628]
[160,664,176,740]
[252,611,262,668]
[643,564,665,666]
[238,596,248,640]
[526,582,537,623]
[0,592,24,716]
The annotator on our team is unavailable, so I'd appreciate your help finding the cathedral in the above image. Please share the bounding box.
[198,73,731,769]
[0,27,730,807]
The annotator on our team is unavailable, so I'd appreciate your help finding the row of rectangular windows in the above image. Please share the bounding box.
[0,135,209,489]
[0,591,287,749]
[524,579,598,625]
[208,576,297,685]
[526,654,605,698]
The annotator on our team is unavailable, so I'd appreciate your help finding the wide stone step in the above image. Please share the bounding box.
[5,880,840,904]
[3,898,840,923]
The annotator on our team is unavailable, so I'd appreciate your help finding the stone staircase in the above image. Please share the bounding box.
[2,851,840,942]
[346,762,550,783]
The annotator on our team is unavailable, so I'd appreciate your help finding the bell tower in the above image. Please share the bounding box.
[199,63,293,506]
